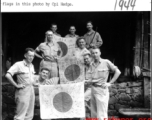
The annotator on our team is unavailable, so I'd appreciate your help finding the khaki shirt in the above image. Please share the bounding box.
[92,58,117,85]
[36,42,60,58]
[84,30,103,48]
[85,62,93,80]
[65,34,79,38]
[53,32,61,37]
[7,60,35,86]
[74,48,90,63]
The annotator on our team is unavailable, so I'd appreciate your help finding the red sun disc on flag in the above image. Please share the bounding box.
[57,41,68,57]
[64,64,81,81]
[53,92,73,112]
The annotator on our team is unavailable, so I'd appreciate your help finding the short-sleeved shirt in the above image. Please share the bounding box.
[85,63,93,89]
[7,60,35,86]
[92,58,117,86]
[53,32,61,37]
[36,42,60,58]
[85,62,93,80]
[65,34,79,48]
[84,30,103,48]
[65,34,79,38]
[74,48,90,63]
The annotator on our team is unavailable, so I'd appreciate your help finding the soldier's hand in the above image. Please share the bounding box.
[90,43,94,47]
[85,80,91,83]
[102,83,112,88]
[16,84,26,89]
[33,83,39,87]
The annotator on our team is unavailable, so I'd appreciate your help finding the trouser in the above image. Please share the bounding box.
[14,85,35,120]
[85,87,91,102]
[40,60,58,78]
[85,87,91,119]
[79,87,91,120]
[91,86,109,120]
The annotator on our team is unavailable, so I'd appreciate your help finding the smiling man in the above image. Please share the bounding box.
[36,68,59,85]
[84,21,103,49]
[50,23,61,37]
[90,47,121,120]
[5,48,36,120]
[35,30,61,78]
[65,26,79,38]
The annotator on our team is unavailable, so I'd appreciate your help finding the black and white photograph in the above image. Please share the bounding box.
[1,11,151,120]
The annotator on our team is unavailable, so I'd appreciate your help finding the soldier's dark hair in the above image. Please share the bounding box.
[51,23,57,27]
[25,48,35,54]
[41,68,50,73]
[87,21,93,25]
[76,37,86,48]
[90,46,101,54]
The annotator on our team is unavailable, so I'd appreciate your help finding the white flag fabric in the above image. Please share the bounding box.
[53,35,77,59]
[39,82,85,119]
[58,57,85,84]
[52,35,85,84]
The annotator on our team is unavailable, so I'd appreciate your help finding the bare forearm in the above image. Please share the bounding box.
[5,73,18,88]
[109,69,121,84]
[35,51,43,59]
[33,82,39,87]
[91,78,101,83]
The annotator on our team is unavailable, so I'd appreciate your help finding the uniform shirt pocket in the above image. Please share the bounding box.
[85,71,93,80]
[52,47,59,56]
[97,69,108,79]
[18,69,29,79]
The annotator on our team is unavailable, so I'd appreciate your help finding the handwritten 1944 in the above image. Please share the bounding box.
[114,0,136,10]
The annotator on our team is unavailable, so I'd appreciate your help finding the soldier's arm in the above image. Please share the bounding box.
[109,68,121,84]
[35,47,43,59]
[5,63,25,89]
[96,33,103,48]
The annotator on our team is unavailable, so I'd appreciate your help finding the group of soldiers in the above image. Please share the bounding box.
[5,21,121,120]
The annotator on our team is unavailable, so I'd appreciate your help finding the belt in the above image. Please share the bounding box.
[92,83,101,87]
[92,83,106,89]
[43,58,57,63]
[42,55,57,62]
[15,83,33,90]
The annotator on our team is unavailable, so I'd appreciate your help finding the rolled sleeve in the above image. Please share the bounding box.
[96,33,103,47]
[31,65,36,74]
[35,47,40,52]
[35,44,41,52]
[106,60,117,72]
[7,63,19,76]
[57,43,61,51]
[97,33,102,42]
[56,43,62,56]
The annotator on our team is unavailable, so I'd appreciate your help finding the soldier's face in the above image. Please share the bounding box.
[87,23,93,30]
[84,55,91,65]
[51,25,57,32]
[47,32,53,41]
[69,27,76,34]
[25,51,35,63]
[78,39,86,49]
[91,49,101,60]
[40,70,49,80]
